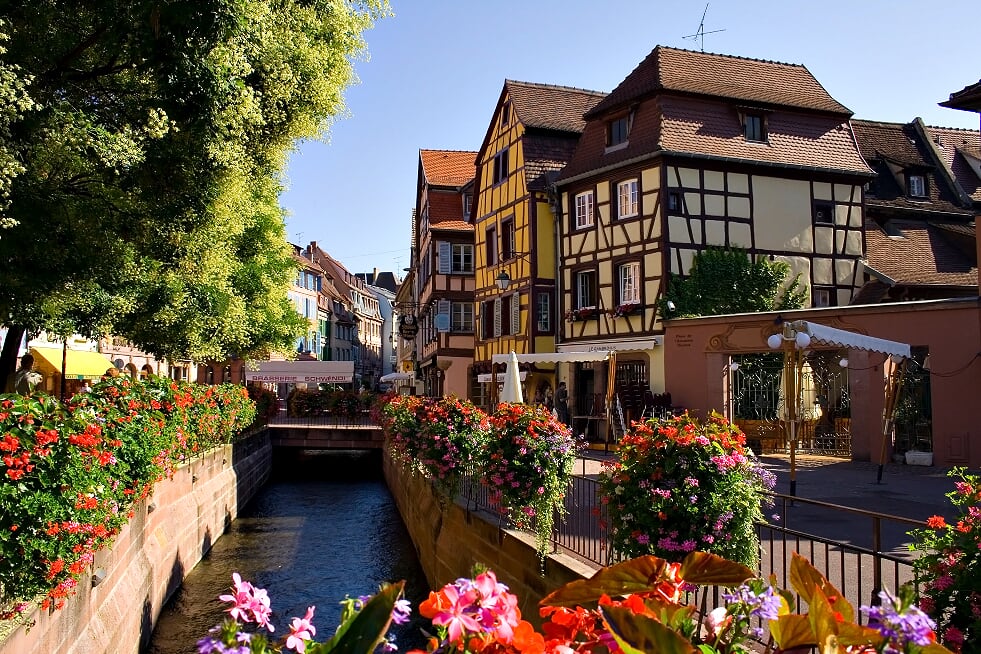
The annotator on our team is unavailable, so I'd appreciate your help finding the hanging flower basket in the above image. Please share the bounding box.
[564,307,599,322]
[606,302,641,318]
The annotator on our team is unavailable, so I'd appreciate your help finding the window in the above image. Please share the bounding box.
[485,226,497,266]
[908,174,927,198]
[451,302,474,332]
[493,149,509,185]
[463,193,473,219]
[812,288,833,308]
[451,244,473,273]
[813,202,835,225]
[617,179,638,219]
[618,261,641,304]
[608,116,629,147]
[575,270,597,309]
[501,293,512,335]
[500,102,510,131]
[667,191,682,213]
[574,191,594,229]
[482,300,495,339]
[744,113,766,142]
[536,292,551,333]
[501,217,515,260]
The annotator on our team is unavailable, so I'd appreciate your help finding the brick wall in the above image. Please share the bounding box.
[0,431,271,654]
[382,451,595,627]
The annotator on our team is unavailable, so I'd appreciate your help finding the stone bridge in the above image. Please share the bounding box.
[266,415,384,449]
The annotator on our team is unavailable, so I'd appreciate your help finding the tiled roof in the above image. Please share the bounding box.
[865,219,977,287]
[922,125,981,203]
[852,120,973,214]
[430,220,474,232]
[420,149,476,187]
[586,46,851,119]
[658,96,869,173]
[505,80,606,134]
[941,79,981,111]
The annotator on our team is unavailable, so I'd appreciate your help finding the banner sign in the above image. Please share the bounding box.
[244,360,354,383]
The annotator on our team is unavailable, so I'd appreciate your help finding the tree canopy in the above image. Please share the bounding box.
[0,0,389,382]
[658,247,807,318]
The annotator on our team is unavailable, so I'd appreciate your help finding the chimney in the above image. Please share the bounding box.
[373,267,379,283]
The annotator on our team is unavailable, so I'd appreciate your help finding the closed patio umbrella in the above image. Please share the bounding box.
[499,351,524,404]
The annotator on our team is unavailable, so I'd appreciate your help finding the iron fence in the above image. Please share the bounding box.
[455,471,924,620]
[267,410,377,428]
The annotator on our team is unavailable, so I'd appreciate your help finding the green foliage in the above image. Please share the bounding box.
[908,468,981,651]
[0,378,256,615]
[658,247,807,318]
[0,0,390,363]
[598,412,774,568]
[247,384,279,423]
[287,387,374,418]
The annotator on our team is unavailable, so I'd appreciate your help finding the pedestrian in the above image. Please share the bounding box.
[80,380,93,393]
[555,381,570,426]
[14,353,43,395]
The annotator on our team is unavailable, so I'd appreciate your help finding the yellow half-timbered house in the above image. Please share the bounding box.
[471,80,605,409]
[553,46,873,422]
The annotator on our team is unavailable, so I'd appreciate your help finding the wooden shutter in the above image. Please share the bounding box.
[493,297,502,337]
[438,299,451,332]
[511,293,520,335]
[437,241,451,274]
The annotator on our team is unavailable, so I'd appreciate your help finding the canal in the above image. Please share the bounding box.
[147,449,430,653]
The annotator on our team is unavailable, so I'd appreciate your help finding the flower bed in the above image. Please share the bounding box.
[0,378,256,616]
[598,411,774,568]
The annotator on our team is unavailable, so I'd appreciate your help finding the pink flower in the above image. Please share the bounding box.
[432,584,482,642]
[703,607,731,641]
[286,606,316,653]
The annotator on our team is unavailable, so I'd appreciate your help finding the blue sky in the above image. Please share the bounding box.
[280,0,981,276]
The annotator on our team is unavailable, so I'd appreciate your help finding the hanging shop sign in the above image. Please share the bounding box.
[398,315,419,340]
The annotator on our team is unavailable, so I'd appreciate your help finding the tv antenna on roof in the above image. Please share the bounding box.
[684,3,726,52]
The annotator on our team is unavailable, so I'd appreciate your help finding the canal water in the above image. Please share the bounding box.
[146,449,431,653]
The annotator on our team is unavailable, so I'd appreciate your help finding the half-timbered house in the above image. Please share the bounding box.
[413,149,477,397]
[553,46,873,421]
[470,80,606,410]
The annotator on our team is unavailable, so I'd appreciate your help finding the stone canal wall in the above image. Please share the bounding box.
[382,450,595,626]
[1,431,272,654]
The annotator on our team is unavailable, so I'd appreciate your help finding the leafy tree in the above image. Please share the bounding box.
[0,0,389,387]
[658,247,807,318]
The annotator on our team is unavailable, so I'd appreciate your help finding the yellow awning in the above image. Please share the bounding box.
[30,347,114,380]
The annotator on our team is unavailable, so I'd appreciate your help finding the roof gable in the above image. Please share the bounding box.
[922,125,981,203]
[586,46,852,119]
[505,80,606,134]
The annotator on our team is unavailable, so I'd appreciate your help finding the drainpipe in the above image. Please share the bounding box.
[548,178,564,383]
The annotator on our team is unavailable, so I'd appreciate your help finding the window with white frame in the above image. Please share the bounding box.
[617,179,638,219]
[451,244,473,273]
[575,270,596,309]
[451,302,474,331]
[536,292,551,332]
[574,191,594,229]
[812,288,833,308]
[618,261,641,304]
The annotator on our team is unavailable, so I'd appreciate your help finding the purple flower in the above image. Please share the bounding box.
[392,598,412,625]
[861,590,936,648]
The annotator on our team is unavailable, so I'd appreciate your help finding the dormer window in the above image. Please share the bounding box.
[907,174,927,198]
[608,116,629,147]
[743,112,767,142]
[463,193,472,220]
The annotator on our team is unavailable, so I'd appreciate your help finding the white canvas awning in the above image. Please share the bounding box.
[477,371,528,383]
[379,372,415,383]
[244,360,354,383]
[556,337,662,353]
[490,351,611,365]
[790,320,911,359]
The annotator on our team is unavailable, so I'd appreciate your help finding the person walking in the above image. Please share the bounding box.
[14,353,43,395]
[555,381,570,427]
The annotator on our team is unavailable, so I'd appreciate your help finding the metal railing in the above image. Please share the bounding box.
[455,472,924,618]
[267,410,378,428]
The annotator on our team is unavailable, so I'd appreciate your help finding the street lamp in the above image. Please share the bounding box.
[495,270,511,290]
[767,321,811,496]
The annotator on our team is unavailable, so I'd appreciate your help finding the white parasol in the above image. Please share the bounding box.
[499,351,524,404]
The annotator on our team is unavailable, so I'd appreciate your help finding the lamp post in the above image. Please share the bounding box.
[767,322,812,497]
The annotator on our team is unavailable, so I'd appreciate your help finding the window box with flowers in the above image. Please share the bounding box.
[564,307,599,322]
[606,302,641,318]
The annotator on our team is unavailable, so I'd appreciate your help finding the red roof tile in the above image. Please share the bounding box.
[506,80,606,134]
[430,220,474,232]
[865,220,977,287]
[658,96,869,173]
[922,125,981,203]
[428,191,466,223]
[852,120,974,214]
[941,79,981,111]
[586,46,851,119]
[420,150,476,187]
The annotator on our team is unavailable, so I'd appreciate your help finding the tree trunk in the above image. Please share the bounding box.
[0,325,26,393]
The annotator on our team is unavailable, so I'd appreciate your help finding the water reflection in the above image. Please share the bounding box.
[147,449,429,653]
